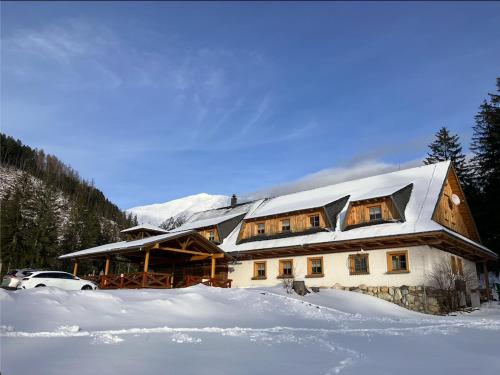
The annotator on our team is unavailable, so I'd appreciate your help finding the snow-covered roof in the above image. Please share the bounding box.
[220,161,495,257]
[58,230,221,259]
[172,201,256,232]
[173,212,246,231]
[120,224,168,234]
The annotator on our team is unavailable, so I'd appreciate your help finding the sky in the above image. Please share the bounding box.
[2,2,499,209]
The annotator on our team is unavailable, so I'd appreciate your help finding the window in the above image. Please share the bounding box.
[279,259,293,277]
[349,254,369,275]
[208,231,215,242]
[368,206,382,221]
[256,222,265,235]
[34,272,61,278]
[253,262,267,279]
[309,215,320,228]
[281,219,291,232]
[307,257,323,277]
[387,251,409,273]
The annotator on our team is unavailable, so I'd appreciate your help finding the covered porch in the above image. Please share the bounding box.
[60,230,232,289]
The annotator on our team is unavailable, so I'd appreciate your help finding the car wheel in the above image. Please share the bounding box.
[35,284,46,288]
[81,285,93,290]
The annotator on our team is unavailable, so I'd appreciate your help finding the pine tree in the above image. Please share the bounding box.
[469,78,500,256]
[31,186,60,268]
[0,173,35,270]
[424,126,472,186]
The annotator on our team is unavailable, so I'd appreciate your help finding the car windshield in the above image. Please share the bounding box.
[6,270,18,276]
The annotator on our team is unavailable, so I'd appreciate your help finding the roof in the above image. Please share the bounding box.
[59,230,225,260]
[172,201,258,232]
[220,161,495,258]
[120,224,169,234]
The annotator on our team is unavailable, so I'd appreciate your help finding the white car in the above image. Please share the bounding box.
[2,269,39,288]
[18,271,98,290]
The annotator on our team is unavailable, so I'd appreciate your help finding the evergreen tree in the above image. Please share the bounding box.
[469,78,500,256]
[424,126,472,186]
[31,186,60,268]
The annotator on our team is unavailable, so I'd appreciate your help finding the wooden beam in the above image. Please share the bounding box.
[143,249,150,273]
[104,256,110,276]
[156,246,210,256]
[211,256,216,278]
[72,261,78,276]
[190,255,211,261]
[181,238,193,250]
[190,255,210,261]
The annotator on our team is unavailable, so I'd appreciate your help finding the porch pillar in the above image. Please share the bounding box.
[72,261,78,276]
[483,261,491,300]
[103,256,111,288]
[211,256,216,279]
[104,256,111,275]
[142,249,150,287]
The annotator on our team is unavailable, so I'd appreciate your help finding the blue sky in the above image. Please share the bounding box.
[2,2,499,209]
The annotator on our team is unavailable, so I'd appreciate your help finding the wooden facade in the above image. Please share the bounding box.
[432,168,480,242]
[197,227,220,243]
[344,197,400,227]
[238,209,328,241]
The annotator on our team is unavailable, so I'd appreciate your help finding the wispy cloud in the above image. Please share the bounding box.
[244,158,423,199]
[3,17,320,154]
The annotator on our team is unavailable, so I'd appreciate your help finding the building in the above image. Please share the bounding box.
[60,161,497,312]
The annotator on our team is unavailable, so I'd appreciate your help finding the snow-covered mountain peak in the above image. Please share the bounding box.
[126,193,230,226]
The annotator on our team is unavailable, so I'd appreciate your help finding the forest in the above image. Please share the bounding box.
[0,133,137,275]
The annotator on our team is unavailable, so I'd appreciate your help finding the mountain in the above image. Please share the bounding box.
[126,193,230,226]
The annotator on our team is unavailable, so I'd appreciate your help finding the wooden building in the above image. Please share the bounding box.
[60,161,497,304]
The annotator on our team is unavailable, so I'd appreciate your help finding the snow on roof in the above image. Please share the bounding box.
[173,212,246,231]
[120,224,169,234]
[221,161,460,253]
[172,202,256,232]
[351,183,410,202]
[59,230,195,259]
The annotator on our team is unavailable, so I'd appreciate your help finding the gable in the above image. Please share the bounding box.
[432,166,481,242]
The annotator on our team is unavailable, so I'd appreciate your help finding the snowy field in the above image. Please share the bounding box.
[1,286,499,375]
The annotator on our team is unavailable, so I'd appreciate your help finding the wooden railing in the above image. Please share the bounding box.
[82,272,172,289]
[81,273,230,289]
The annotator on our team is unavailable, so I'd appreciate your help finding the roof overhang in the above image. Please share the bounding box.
[228,230,497,262]
[59,230,231,261]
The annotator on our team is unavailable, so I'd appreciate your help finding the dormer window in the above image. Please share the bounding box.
[281,219,290,232]
[309,215,320,228]
[368,206,382,221]
[257,223,265,235]
[208,231,215,242]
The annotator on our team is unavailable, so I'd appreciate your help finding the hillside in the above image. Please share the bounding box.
[126,193,230,227]
[0,133,136,274]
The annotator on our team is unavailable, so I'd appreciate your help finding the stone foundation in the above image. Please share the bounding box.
[331,283,443,314]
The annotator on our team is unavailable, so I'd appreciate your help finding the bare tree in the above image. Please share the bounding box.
[281,266,296,294]
[427,259,477,313]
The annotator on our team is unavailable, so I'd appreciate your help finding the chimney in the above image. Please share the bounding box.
[231,194,237,207]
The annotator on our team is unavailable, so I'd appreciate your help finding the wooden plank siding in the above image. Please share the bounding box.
[238,209,328,241]
[432,168,480,242]
[197,227,220,242]
[344,197,400,227]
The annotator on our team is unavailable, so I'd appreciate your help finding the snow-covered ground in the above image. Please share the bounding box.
[1,286,499,375]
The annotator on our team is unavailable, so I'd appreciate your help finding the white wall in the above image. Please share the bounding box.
[229,245,478,289]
